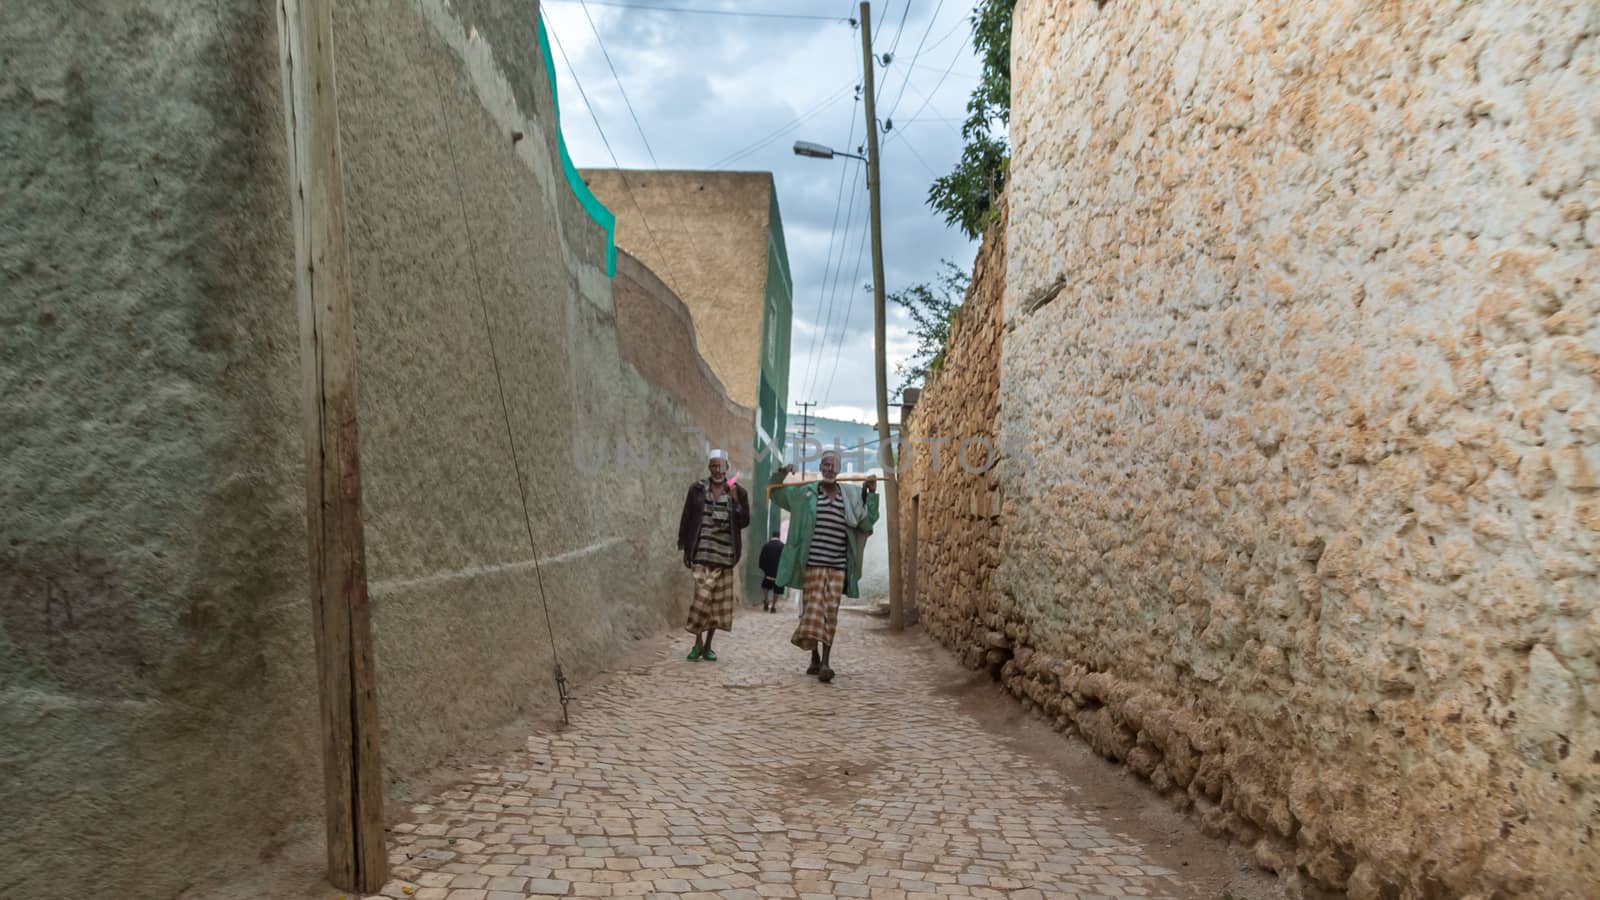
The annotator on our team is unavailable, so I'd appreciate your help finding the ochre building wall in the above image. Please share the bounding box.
[938,1,1597,897]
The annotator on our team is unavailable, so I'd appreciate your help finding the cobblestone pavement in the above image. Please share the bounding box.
[368,608,1213,900]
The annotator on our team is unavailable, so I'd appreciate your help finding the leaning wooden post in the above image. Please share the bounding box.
[274,0,387,890]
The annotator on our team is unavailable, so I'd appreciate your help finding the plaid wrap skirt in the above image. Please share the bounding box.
[791,566,845,651]
[686,564,735,633]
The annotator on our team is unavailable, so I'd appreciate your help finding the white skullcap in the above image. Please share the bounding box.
[708,449,728,462]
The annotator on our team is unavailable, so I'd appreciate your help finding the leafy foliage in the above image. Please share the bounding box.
[892,260,972,397]
[927,0,1016,239]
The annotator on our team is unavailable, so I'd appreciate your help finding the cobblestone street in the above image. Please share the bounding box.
[362,608,1274,900]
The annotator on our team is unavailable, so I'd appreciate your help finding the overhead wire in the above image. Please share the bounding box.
[882,0,945,123]
[803,162,864,400]
[576,0,662,167]
[797,91,862,402]
[417,2,569,722]
[822,211,872,405]
[574,1,713,280]
[801,14,868,400]
[885,32,969,143]
[545,11,689,294]
[544,0,848,21]
[709,83,856,170]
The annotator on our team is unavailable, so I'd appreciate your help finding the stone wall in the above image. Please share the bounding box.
[1,1,719,896]
[899,210,1007,646]
[989,1,1599,897]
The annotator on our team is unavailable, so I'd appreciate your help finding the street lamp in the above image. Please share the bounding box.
[791,1,906,632]
[793,141,864,162]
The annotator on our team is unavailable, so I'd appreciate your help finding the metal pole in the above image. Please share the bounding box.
[859,1,904,630]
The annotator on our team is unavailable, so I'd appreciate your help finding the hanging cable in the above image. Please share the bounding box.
[546,11,689,295]
[708,83,856,170]
[885,32,969,143]
[804,168,864,400]
[417,4,570,724]
[822,210,873,405]
[576,0,663,167]
[573,2,713,279]
[546,0,850,22]
[882,0,945,123]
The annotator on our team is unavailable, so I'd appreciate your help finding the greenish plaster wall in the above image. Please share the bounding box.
[746,185,794,601]
[1,1,711,896]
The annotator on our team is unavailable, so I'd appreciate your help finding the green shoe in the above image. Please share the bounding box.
[687,645,702,661]
[701,649,718,662]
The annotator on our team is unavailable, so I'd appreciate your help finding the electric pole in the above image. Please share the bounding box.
[858,1,905,630]
[795,400,816,471]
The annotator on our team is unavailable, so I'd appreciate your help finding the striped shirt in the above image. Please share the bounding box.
[807,489,849,570]
[693,489,737,568]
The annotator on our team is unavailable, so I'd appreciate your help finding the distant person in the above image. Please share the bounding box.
[758,530,785,612]
[767,450,878,683]
[677,449,750,662]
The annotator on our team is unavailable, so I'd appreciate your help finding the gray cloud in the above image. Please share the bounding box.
[542,0,982,414]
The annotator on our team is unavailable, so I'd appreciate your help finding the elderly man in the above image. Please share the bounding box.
[768,450,878,683]
[677,449,750,662]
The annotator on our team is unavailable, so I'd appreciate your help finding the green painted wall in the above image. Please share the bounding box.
[747,184,793,602]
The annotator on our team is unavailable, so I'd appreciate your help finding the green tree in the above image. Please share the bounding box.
[927,0,1016,239]
[893,260,972,397]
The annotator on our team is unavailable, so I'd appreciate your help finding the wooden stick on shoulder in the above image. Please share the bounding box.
[765,474,875,496]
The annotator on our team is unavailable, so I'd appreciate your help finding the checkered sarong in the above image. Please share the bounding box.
[791,566,845,650]
[686,564,735,633]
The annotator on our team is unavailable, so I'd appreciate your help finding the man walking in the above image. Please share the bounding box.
[768,450,878,683]
[677,449,750,662]
[758,530,785,612]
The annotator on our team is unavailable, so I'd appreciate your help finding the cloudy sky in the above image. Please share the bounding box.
[539,0,984,425]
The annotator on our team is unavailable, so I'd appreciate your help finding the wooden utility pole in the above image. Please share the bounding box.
[275,0,387,890]
[796,400,816,466]
[859,2,905,630]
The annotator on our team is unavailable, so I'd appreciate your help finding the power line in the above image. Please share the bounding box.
[574,1,713,279]
[576,0,662,167]
[885,32,969,142]
[891,76,961,143]
[545,0,848,21]
[798,109,860,401]
[804,164,865,400]
[918,14,969,57]
[709,83,856,170]
[884,0,913,58]
[797,60,862,399]
[822,215,872,404]
[892,130,940,179]
[883,0,945,123]
[545,12,687,293]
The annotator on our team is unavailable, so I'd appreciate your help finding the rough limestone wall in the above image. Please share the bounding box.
[899,212,1006,650]
[1,2,316,897]
[1,0,720,896]
[1000,1,1600,897]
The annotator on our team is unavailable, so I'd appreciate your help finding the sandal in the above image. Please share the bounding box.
[687,645,702,661]
[702,649,718,662]
[818,666,834,683]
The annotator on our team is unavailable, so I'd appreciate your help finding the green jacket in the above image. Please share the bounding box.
[768,472,881,598]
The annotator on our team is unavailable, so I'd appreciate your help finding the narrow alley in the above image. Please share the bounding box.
[362,611,1279,900]
[9,1,1595,897]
